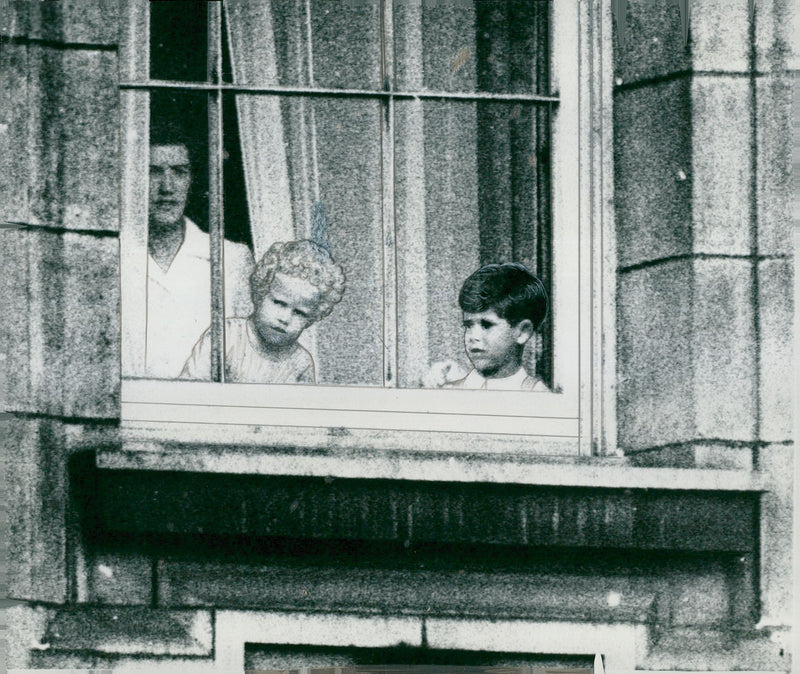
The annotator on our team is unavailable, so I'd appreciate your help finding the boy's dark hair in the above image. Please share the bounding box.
[458,263,548,330]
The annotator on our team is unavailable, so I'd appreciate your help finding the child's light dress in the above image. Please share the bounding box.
[180,317,315,384]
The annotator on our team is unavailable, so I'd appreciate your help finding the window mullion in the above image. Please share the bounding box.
[207,2,225,383]
[380,0,398,387]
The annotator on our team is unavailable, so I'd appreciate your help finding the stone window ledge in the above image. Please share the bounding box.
[97,440,764,492]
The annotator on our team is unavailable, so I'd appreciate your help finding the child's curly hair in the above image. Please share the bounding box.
[250,240,346,320]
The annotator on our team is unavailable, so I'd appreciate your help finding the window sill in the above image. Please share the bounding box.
[97,435,763,493]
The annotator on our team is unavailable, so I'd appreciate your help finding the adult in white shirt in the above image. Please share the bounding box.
[146,137,254,378]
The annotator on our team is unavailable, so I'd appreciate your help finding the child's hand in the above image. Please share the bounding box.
[421,360,468,388]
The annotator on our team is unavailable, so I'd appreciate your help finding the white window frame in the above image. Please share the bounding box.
[118,0,616,460]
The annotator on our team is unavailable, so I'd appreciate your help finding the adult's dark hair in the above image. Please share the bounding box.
[149,117,196,168]
[458,263,548,331]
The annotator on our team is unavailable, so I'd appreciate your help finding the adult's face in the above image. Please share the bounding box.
[149,144,191,228]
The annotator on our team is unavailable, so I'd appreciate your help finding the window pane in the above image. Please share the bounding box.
[227,95,383,386]
[394,0,551,95]
[224,0,382,90]
[394,99,552,388]
[146,91,220,380]
[150,1,208,82]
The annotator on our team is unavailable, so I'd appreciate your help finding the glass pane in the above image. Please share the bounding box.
[223,95,383,386]
[150,0,208,82]
[145,91,220,380]
[224,0,381,90]
[395,99,552,389]
[394,0,551,95]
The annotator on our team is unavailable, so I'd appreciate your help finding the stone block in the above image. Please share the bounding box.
[691,76,752,256]
[617,258,757,452]
[0,0,29,37]
[6,416,118,604]
[158,559,654,623]
[43,607,212,656]
[0,42,29,224]
[1,229,31,409]
[6,417,70,603]
[4,227,120,418]
[754,0,795,73]
[27,0,120,45]
[613,0,690,84]
[690,0,751,72]
[28,45,119,232]
[614,79,693,268]
[692,258,756,440]
[88,549,153,605]
[627,443,753,470]
[664,561,729,626]
[758,259,793,442]
[757,443,794,625]
[756,74,793,256]
[617,260,695,451]
[5,604,49,670]
[614,0,751,83]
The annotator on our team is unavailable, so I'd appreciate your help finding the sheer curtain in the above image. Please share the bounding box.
[224,0,296,260]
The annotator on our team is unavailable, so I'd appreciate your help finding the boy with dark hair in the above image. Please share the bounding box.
[442,262,549,391]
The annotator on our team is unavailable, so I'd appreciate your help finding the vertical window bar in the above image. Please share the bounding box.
[536,101,554,386]
[380,0,399,387]
[208,2,225,383]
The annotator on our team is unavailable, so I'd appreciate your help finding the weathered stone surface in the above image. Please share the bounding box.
[627,443,753,470]
[756,74,793,256]
[43,607,212,656]
[88,549,153,605]
[1,229,31,408]
[693,258,756,440]
[5,604,49,670]
[613,0,690,84]
[757,444,794,625]
[754,0,795,73]
[6,416,118,603]
[0,0,29,37]
[614,78,692,268]
[691,76,752,256]
[99,469,758,553]
[158,559,655,623]
[27,0,120,45]
[690,0,751,72]
[758,259,793,442]
[614,0,751,83]
[618,258,757,452]
[28,45,119,232]
[617,260,695,450]
[0,42,29,224]
[6,417,71,603]
[4,228,120,418]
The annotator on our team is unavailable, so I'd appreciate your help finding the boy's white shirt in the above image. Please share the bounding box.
[453,366,550,391]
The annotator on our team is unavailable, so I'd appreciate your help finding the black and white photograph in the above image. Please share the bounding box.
[1,0,796,671]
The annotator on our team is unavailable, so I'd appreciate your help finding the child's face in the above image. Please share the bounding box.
[462,309,532,378]
[253,272,320,348]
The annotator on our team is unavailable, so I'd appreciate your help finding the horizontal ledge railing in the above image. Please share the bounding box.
[120,79,561,104]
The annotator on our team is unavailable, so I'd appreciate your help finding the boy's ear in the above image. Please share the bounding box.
[514,318,535,344]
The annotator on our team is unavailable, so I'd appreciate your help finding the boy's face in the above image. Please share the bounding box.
[462,309,533,379]
[253,272,320,348]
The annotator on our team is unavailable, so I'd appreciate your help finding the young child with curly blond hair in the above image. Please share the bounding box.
[180,239,345,384]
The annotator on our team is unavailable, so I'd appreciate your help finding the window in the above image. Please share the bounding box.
[119,0,609,456]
